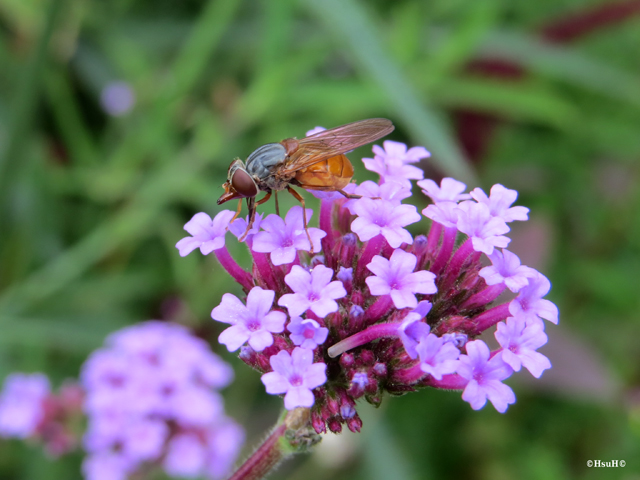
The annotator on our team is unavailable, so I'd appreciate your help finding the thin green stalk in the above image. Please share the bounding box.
[0,0,65,211]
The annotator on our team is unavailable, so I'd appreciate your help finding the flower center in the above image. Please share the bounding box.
[282,238,293,247]
[308,293,319,302]
[247,321,261,332]
[290,375,303,387]
[303,328,315,339]
[107,375,125,388]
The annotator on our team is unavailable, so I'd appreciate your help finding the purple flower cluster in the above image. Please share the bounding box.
[0,373,85,456]
[0,373,50,439]
[81,321,243,480]
[177,136,557,431]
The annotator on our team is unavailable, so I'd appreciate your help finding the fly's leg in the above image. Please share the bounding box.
[256,192,272,206]
[230,199,243,223]
[286,186,314,254]
[238,193,270,241]
[296,184,364,200]
[337,189,362,200]
[274,191,280,216]
[239,197,257,242]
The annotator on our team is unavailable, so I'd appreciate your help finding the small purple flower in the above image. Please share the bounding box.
[442,332,468,348]
[287,317,329,349]
[163,433,206,478]
[82,452,131,480]
[416,333,461,380]
[456,340,515,413]
[509,272,559,325]
[480,249,537,292]
[350,372,369,394]
[398,302,432,359]
[212,287,286,352]
[495,316,551,378]
[261,348,327,410]
[366,249,437,309]
[398,319,429,359]
[350,304,365,318]
[278,265,347,317]
[456,201,510,255]
[0,373,50,438]
[470,184,529,222]
[351,198,420,248]
[372,140,431,164]
[176,210,236,257]
[120,419,168,462]
[306,126,326,136]
[362,159,424,188]
[422,201,460,228]
[336,266,353,283]
[228,213,264,242]
[204,418,245,479]
[344,181,412,213]
[252,207,326,265]
[341,403,356,419]
[362,141,429,187]
[100,81,135,117]
[417,177,471,204]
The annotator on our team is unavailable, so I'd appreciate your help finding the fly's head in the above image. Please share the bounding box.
[217,159,259,205]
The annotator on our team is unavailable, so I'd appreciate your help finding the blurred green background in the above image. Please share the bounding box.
[1,0,640,478]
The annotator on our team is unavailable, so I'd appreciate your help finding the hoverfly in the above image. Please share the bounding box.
[217,118,395,248]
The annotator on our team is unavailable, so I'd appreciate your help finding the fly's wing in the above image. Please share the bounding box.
[277,118,394,176]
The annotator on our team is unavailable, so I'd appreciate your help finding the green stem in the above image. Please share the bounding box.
[0,0,65,198]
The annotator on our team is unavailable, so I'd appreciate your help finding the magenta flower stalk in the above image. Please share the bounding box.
[177,136,558,480]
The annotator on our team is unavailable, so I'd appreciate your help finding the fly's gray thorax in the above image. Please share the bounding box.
[245,143,287,180]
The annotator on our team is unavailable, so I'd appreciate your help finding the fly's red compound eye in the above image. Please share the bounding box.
[231,168,258,198]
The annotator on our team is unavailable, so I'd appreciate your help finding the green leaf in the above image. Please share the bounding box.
[304,0,476,183]
[476,29,640,108]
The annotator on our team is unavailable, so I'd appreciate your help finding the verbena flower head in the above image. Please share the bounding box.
[177,137,557,432]
[81,321,243,480]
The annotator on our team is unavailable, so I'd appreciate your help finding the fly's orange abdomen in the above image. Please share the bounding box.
[294,154,354,189]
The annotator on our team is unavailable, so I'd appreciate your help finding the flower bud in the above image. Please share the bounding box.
[372,363,387,378]
[339,353,355,369]
[347,414,363,433]
[311,410,326,434]
[327,417,343,434]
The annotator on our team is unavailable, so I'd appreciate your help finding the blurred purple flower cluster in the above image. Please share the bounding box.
[81,321,243,480]
[0,373,50,439]
[0,373,84,456]
[176,131,558,433]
